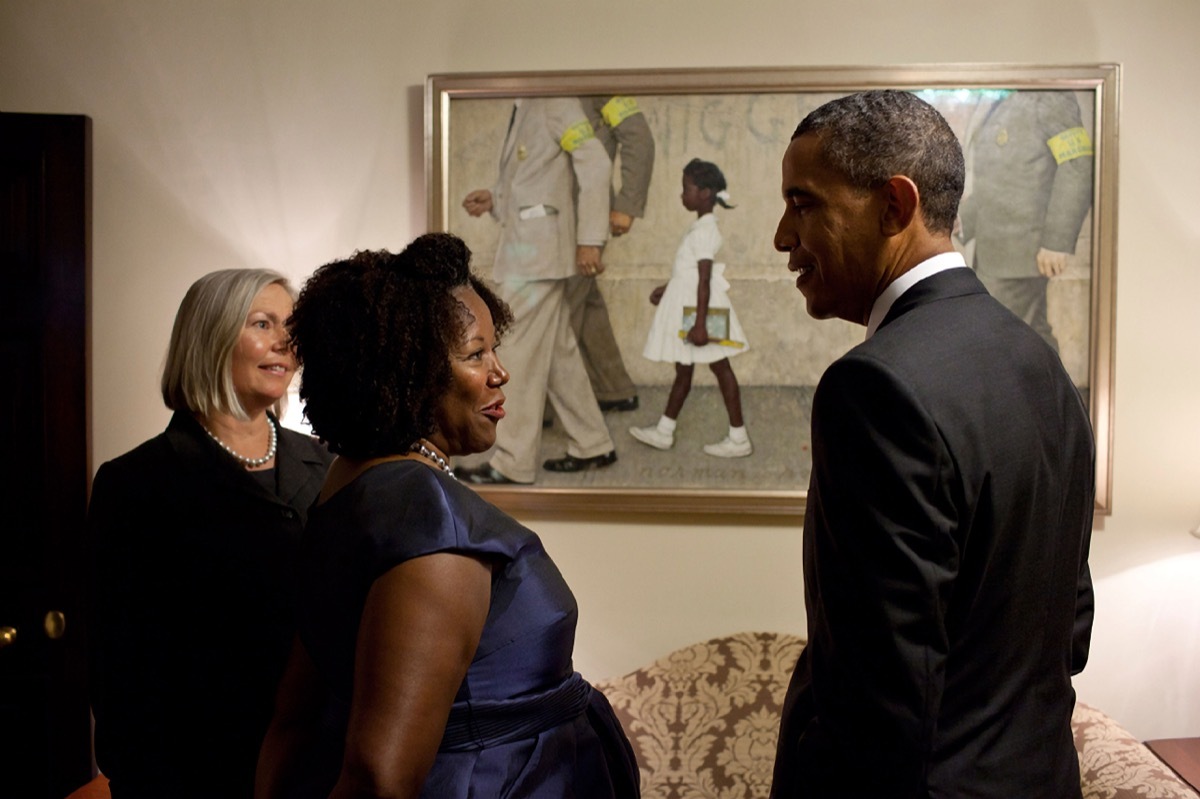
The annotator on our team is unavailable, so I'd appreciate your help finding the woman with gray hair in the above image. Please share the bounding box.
[86,269,333,799]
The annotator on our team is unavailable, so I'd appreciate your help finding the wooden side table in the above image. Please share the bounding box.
[1145,737,1200,793]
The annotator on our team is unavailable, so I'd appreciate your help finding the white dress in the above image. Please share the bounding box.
[642,212,748,365]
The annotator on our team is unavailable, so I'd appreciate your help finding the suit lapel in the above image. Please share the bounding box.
[164,411,253,498]
[498,101,525,174]
[163,411,313,511]
[273,429,327,513]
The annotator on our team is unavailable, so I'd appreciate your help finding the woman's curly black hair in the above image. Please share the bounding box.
[289,232,512,459]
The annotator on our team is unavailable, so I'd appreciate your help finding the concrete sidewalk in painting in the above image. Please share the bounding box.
[454,384,814,492]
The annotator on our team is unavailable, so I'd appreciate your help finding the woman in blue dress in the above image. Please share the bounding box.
[255,234,638,799]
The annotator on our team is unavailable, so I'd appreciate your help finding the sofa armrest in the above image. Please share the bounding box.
[1074,701,1199,798]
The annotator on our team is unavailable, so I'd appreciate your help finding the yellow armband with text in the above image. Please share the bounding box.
[560,119,596,153]
[601,96,642,128]
[1046,127,1093,165]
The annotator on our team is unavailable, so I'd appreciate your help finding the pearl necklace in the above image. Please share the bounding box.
[410,439,455,479]
[203,416,278,468]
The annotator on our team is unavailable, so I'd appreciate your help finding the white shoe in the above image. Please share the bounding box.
[703,436,753,458]
[629,425,674,450]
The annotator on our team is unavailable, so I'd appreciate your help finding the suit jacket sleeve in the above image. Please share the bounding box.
[606,100,655,218]
[545,97,610,247]
[1071,561,1094,675]
[86,462,124,758]
[1037,92,1094,254]
[86,457,174,779]
[800,354,960,795]
[1071,425,1096,676]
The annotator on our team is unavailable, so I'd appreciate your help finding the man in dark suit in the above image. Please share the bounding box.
[770,90,1095,798]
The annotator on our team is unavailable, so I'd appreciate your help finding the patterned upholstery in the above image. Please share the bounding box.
[595,631,801,799]
[592,631,1198,799]
[1073,703,1200,799]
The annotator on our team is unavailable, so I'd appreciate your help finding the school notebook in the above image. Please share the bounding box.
[678,306,745,349]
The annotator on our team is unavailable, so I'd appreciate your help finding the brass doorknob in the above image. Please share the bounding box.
[0,626,15,649]
[44,611,66,640]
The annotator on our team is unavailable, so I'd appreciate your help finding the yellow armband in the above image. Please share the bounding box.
[560,119,596,153]
[601,96,642,128]
[1046,127,1093,165]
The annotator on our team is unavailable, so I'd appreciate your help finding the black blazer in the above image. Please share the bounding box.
[772,269,1095,799]
[86,412,332,799]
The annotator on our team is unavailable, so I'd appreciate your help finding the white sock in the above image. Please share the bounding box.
[729,425,749,444]
[657,416,677,435]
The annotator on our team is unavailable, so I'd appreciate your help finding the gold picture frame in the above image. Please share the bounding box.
[426,64,1119,516]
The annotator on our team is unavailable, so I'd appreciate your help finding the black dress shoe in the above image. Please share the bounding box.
[542,450,618,473]
[457,464,530,485]
[598,396,639,412]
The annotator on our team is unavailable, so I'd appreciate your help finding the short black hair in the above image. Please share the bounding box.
[683,158,734,208]
[289,232,512,458]
[793,90,965,234]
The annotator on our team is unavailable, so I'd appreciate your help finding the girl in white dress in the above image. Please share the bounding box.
[629,158,751,457]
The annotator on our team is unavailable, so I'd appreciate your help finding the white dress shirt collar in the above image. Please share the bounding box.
[865,251,968,339]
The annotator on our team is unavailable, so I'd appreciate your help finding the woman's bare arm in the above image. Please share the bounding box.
[330,552,492,799]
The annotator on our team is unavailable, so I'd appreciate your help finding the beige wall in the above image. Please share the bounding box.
[3,0,1198,740]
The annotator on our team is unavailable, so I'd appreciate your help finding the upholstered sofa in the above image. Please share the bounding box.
[65,630,1196,799]
[593,631,1198,799]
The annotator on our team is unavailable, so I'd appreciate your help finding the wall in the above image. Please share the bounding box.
[2,0,1198,740]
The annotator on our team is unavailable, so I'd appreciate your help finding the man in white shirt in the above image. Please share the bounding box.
[770,89,1095,799]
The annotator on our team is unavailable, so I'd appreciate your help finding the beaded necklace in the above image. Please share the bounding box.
[410,439,455,479]
[203,416,278,468]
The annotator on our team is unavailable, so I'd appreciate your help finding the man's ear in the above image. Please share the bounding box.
[879,175,920,235]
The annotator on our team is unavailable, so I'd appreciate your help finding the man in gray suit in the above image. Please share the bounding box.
[460,97,617,484]
[770,90,1094,798]
[565,95,656,412]
[957,90,1094,353]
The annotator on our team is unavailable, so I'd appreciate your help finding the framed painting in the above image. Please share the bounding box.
[425,63,1119,516]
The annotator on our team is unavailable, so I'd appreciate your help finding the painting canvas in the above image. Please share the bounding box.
[426,65,1118,515]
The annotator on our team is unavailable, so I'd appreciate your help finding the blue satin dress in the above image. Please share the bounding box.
[294,460,639,798]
